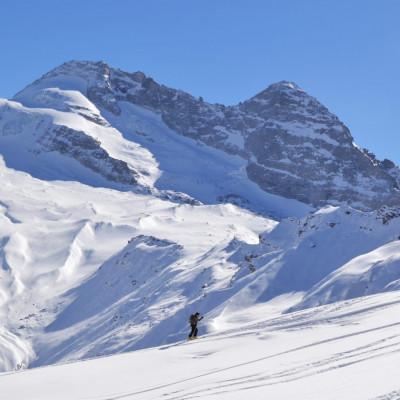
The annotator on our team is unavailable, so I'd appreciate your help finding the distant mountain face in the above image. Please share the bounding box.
[4,60,400,212]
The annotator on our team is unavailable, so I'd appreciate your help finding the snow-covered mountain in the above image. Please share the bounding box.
[8,60,400,211]
[0,60,400,381]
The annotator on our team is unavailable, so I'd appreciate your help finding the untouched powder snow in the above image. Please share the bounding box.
[1,291,400,399]
[0,154,274,370]
[1,147,400,375]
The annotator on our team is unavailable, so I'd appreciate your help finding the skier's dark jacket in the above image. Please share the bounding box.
[189,314,201,326]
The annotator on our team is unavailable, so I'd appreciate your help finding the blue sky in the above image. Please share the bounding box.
[1,0,399,164]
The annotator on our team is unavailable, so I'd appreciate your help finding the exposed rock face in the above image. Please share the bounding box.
[241,83,400,208]
[37,125,138,185]
[12,60,400,210]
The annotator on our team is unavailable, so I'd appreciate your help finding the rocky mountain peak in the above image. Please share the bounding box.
[36,60,110,85]
[256,80,304,96]
[246,79,333,122]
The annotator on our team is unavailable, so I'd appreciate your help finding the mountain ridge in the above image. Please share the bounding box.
[10,60,400,211]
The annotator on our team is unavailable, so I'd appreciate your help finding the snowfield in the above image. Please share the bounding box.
[1,150,400,398]
[2,291,400,399]
[0,154,275,369]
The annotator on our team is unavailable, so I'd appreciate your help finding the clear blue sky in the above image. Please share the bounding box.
[1,0,399,164]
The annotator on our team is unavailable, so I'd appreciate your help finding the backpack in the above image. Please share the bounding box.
[189,314,196,325]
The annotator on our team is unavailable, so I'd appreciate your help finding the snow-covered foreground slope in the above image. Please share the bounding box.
[1,150,400,372]
[2,291,400,400]
[0,154,274,370]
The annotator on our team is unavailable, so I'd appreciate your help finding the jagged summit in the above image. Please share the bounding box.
[130,71,147,83]
[40,59,109,79]
[19,61,307,110]
[247,79,333,119]
[259,80,304,93]
[14,60,108,95]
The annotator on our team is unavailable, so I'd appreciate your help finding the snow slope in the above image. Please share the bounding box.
[0,154,274,370]
[2,291,400,399]
[1,149,400,372]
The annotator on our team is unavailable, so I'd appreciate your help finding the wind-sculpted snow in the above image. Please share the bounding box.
[246,205,400,310]
[11,196,400,369]
[0,155,273,370]
[0,327,33,372]
[289,240,400,311]
[31,235,185,366]
[29,227,271,367]
[1,147,400,371]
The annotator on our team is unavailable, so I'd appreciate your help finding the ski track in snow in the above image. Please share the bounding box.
[150,296,400,399]
[2,292,400,399]
[371,391,400,400]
